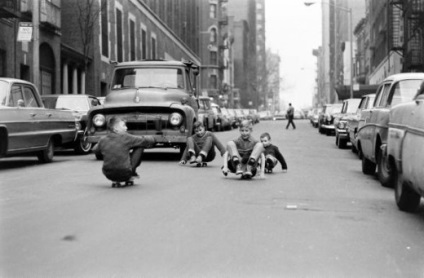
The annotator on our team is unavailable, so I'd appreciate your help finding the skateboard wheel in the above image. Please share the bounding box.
[125,181,134,186]
[112,182,120,188]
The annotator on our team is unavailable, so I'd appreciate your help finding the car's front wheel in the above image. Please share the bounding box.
[74,138,92,155]
[395,166,421,212]
[37,139,54,163]
[377,148,395,188]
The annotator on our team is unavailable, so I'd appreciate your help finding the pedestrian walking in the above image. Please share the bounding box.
[286,103,296,129]
[92,116,155,185]
[179,121,226,167]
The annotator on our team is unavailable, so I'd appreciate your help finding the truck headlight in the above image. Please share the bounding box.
[93,114,106,127]
[169,112,183,126]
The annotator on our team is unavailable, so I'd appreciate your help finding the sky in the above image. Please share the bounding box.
[265,0,322,110]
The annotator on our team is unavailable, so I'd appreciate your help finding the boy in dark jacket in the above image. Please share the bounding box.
[179,121,226,166]
[260,132,287,173]
[93,116,155,186]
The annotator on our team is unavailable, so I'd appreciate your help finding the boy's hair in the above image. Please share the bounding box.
[260,132,271,140]
[239,119,252,130]
[193,120,204,129]
[108,116,122,131]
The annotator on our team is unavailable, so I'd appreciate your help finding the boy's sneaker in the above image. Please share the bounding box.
[244,164,253,177]
[235,163,243,175]
[189,155,196,164]
[195,154,204,164]
[132,172,140,179]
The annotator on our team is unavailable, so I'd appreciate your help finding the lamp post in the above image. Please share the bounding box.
[305,1,354,99]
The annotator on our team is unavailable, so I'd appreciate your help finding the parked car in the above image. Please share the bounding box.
[347,94,375,154]
[211,103,231,131]
[221,107,237,129]
[293,110,305,119]
[318,103,343,135]
[309,107,322,128]
[226,108,240,127]
[198,96,216,131]
[334,98,362,149]
[42,94,101,154]
[85,60,200,158]
[234,109,247,123]
[0,78,79,162]
[258,110,272,121]
[273,112,286,121]
[387,82,424,212]
[249,109,260,123]
[356,73,424,187]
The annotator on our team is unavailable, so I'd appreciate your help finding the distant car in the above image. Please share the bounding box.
[273,112,286,121]
[387,82,424,212]
[198,96,216,131]
[309,107,322,128]
[318,103,343,135]
[347,94,375,154]
[293,110,305,119]
[334,98,362,149]
[221,107,236,129]
[42,94,101,154]
[249,109,260,123]
[0,78,79,162]
[258,110,272,121]
[357,73,424,188]
[211,103,231,131]
[225,108,239,127]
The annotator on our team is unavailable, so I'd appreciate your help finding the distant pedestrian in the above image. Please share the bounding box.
[286,103,296,129]
[93,116,155,184]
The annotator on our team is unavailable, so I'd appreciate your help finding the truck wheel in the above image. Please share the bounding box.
[37,139,54,163]
[395,167,421,212]
[377,149,395,188]
[74,138,92,155]
[362,155,376,175]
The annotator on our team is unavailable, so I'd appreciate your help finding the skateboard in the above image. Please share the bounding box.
[221,166,254,179]
[196,162,207,167]
[111,180,134,188]
[265,168,273,173]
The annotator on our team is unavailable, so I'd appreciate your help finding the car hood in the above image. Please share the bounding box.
[103,88,189,108]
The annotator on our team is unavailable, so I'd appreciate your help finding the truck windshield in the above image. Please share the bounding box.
[112,68,185,90]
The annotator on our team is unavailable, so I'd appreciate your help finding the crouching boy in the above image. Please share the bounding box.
[93,116,155,184]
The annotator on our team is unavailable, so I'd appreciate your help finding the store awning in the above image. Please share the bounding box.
[335,84,379,100]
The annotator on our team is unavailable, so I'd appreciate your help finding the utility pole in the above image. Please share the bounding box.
[32,0,40,90]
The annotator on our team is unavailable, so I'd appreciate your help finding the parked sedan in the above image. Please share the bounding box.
[42,94,101,154]
[0,78,79,162]
[211,103,231,131]
[356,73,424,187]
[198,96,217,131]
[334,98,362,149]
[318,103,343,135]
[387,82,424,212]
[347,94,375,154]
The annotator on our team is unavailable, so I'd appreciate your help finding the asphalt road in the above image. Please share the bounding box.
[1,120,424,277]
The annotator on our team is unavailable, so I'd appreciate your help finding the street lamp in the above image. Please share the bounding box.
[304,1,354,99]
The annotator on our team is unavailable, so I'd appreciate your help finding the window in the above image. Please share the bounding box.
[129,19,136,61]
[23,86,39,107]
[210,51,217,64]
[101,0,108,57]
[210,4,217,18]
[209,75,217,89]
[9,85,24,107]
[141,28,147,59]
[390,79,422,107]
[116,8,123,62]
[210,28,217,43]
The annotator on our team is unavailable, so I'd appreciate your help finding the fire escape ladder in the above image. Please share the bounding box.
[390,2,403,56]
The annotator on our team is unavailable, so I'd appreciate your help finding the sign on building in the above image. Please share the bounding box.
[17,22,33,42]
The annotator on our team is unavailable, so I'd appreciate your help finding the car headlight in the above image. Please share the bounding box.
[338,121,347,129]
[93,114,106,127]
[169,112,183,126]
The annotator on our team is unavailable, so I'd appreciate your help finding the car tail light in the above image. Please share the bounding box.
[93,114,106,127]
[169,112,183,126]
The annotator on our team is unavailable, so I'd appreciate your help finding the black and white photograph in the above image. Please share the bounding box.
[1,0,424,277]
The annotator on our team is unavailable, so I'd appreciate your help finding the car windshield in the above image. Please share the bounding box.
[331,104,342,113]
[45,97,90,112]
[346,99,361,113]
[112,68,185,90]
[0,81,8,106]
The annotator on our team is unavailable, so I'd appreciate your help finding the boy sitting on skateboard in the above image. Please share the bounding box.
[93,116,155,186]
[222,120,265,178]
[260,132,288,173]
[179,121,226,167]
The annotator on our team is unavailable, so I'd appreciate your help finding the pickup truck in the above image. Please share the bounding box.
[0,78,79,162]
[386,82,424,212]
[356,73,424,187]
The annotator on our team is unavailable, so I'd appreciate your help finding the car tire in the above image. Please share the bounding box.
[74,138,92,155]
[362,155,376,175]
[95,153,103,160]
[377,148,395,188]
[37,139,54,163]
[395,166,421,212]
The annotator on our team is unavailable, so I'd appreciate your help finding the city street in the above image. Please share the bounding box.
[1,120,424,277]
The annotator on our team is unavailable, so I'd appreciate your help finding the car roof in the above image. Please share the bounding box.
[0,78,34,85]
[383,73,424,82]
[114,60,188,68]
[41,94,97,98]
